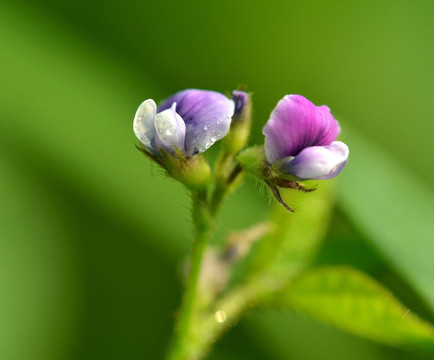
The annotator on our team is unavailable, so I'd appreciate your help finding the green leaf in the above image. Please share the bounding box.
[337,128,434,312]
[283,267,434,354]
[247,180,336,281]
[246,310,400,360]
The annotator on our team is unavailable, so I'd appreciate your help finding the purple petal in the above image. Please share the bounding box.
[159,89,234,155]
[277,141,349,180]
[154,103,186,154]
[263,95,341,163]
[232,90,248,116]
[133,99,157,152]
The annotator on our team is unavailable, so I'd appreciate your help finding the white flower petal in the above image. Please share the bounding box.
[154,103,186,153]
[133,99,157,150]
[279,141,349,180]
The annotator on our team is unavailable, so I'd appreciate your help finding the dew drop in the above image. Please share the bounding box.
[215,310,227,323]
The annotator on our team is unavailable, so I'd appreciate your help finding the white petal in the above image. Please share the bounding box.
[133,99,157,150]
[154,103,186,153]
[279,141,349,180]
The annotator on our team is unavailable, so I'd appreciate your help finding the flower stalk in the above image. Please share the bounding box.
[167,190,212,360]
[167,160,243,360]
[210,152,242,216]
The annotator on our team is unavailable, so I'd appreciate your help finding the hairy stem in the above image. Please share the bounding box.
[167,190,212,360]
[178,277,283,360]
[167,151,244,360]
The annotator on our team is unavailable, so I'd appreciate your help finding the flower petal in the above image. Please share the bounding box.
[133,99,157,151]
[159,89,235,155]
[154,103,186,154]
[232,90,249,117]
[277,141,349,180]
[263,95,341,163]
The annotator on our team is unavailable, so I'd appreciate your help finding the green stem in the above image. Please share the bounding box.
[180,277,283,360]
[191,284,258,358]
[167,152,243,360]
[167,191,212,360]
[210,152,242,215]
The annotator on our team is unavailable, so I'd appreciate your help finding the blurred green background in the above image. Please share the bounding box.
[1,0,433,359]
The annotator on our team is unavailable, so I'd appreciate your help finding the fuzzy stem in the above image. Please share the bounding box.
[174,277,282,360]
[167,190,212,360]
[167,152,243,360]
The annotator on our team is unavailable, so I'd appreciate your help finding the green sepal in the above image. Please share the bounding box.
[221,92,252,155]
[237,146,316,211]
[237,146,270,179]
[136,144,211,191]
[135,144,164,166]
[162,148,211,191]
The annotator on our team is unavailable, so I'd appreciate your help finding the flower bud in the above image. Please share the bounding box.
[263,94,349,180]
[134,89,235,156]
[133,89,234,189]
[221,90,252,154]
[239,94,349,211]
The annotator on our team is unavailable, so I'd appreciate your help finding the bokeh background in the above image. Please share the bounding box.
[1,0,433,359]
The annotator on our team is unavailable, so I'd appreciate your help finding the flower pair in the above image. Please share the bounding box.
[133,89,349,185]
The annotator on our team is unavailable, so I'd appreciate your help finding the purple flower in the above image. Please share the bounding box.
[263,95,349,180]
[133,89,235,157]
